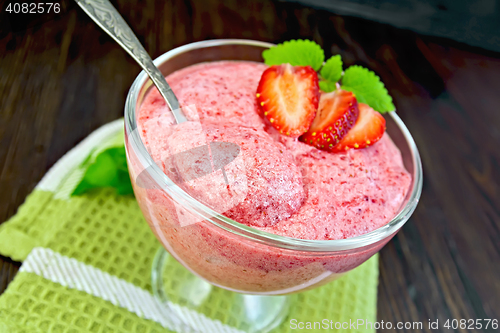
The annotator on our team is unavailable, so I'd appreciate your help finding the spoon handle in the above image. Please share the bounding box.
[75,0,187,123]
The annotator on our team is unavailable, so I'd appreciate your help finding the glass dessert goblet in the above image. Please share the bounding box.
[124,39,423,333]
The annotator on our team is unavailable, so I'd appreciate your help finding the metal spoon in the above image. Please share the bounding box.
[75,0,188,123]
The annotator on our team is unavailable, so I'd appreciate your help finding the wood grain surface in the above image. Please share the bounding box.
[1,0,499,331]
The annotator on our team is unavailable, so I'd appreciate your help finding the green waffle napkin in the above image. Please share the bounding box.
[0,119,378,333]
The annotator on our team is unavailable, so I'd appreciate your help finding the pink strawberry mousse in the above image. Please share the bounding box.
[132,61,412,293]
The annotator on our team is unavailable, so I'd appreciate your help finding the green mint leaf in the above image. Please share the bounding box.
[318,55,343,92]
[107,147,128,172]
[318,80,338,93]
[320,55,343,82]
[72,146,134,196]
[263,39,325,71]
[115,172,134,195]
[341,65,395,113]
[85,152,118,187]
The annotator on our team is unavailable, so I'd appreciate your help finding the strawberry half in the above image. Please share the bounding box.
[300,89,359,151]
[256,64,319,137]
[332,103,386,152]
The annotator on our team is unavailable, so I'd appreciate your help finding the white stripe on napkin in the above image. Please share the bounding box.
[21,247,244,333]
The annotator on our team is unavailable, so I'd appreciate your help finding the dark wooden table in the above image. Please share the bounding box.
[1,0,499,331]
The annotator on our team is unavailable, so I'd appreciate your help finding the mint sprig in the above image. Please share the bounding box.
[263,39,324,71]
[262,40,395,113]
[72,146,134,196]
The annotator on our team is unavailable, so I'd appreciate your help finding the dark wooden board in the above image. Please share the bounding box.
[1,0,499,330]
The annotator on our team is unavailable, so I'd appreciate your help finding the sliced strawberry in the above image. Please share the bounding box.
[332,103,386,152]
[300,89,359,151]
[256,64,319,137]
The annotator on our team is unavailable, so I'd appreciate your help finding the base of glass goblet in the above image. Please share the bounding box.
[151,247,290,333]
